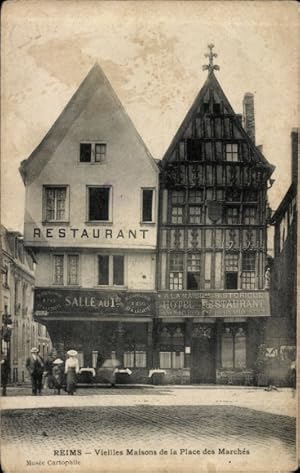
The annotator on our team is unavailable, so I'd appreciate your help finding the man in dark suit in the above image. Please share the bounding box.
[26,347,44,395]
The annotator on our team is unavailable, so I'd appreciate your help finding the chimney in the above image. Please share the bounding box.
[291,128,298,188]
[243,93,255,144]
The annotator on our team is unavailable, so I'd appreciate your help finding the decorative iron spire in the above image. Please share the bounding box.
[202,44,220,73]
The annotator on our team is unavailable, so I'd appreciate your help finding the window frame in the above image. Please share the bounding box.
[97,254,126,287]
[86,185,112,223]
[141,188,156,224]
[52,253,80,286]
[43,185,69,223]
[225,143,239,162]
[79,142,107,164]
[221,326,247,369]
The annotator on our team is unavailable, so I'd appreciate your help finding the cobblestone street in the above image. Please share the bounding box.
[1,386,297,472]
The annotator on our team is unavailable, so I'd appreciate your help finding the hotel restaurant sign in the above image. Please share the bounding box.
[158,291,270,318]
[34,288,155,317]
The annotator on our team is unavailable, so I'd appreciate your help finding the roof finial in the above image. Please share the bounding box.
[202,44,220,74]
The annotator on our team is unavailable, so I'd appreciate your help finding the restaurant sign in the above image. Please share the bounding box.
[158,291,270,318]
[34,288,155,317]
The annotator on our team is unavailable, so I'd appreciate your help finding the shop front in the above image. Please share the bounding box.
[157,290,271,385]
[34,288,156,383]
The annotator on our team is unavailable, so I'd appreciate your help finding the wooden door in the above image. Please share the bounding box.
[191,336,216,384]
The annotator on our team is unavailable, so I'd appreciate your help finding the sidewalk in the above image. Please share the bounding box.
[1,385,296,417]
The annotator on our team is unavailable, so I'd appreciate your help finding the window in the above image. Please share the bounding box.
[171,191,185,204]
[213,103,221,114]
[241,252,256,289]
[67,255,79,285]
[169,253,184,290]
[189,190,203,203]
[2,265,8,287]
[98,255,124,286]
[88,186,110,221]
[244,191,258,202]
[243,207,257,224]
[187,253,201,289]
[226,207,239,224]
[159,326,185,368]
[159,351,185,369]
[187,139,202,161]
[80,142,107,163]
[188,206,202,224]
[225,253,239,289]
[221,327,246,368]
[142,189,155,223]
[225,143,239,161]
[53,254,79,285]
[124,351,147,368]
[44,186,68,222]
[171,206,183,224]
[53,255,64,285]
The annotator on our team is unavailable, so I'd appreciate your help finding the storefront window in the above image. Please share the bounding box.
[124,351,147,368]
[159,325,184,369]
[221,327,246,369]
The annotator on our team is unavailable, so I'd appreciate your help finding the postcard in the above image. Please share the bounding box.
[1,1,298,472]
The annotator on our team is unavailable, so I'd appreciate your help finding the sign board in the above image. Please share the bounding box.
[157,290,270,318]
[34,288,156,317]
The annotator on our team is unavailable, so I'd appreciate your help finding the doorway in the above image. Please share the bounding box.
[191,333,216,384]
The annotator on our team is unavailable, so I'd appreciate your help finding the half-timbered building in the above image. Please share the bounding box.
[156,45,275,385]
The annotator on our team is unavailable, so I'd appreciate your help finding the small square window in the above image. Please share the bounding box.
[188,206,202,224]
[225,143,239,162]
[80,142,107,163]
[226,207,240,224]
[213,103,221,114]
[187,139,202,161]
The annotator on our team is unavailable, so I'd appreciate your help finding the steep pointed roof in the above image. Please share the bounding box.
[20,63,158,184]
[161,70,275,175]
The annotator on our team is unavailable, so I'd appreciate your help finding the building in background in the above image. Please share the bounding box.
[1,226,52,384]
[265,129,298,385]
[156,45,275,385]
[20,64,159,382]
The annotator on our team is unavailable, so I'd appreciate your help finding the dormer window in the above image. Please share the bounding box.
[80,142,107,163]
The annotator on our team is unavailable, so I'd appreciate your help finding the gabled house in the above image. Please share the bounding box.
[156,45,275,385]
[20,64,159,380]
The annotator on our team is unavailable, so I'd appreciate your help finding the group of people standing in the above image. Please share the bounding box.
[26,347,80,395]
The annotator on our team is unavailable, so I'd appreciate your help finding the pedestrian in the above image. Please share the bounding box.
[1,356,10,396]
[52,358,64,395]
[26,347,44,395]
[65,350,79,395]
[44,349,57,389]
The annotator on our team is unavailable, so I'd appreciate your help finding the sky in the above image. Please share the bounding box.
[1,0,298,234]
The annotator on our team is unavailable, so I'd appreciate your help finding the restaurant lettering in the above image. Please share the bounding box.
[65,296,118,308]
[34,289,155,317]
[33,227,149,240]
[158,291,270,317]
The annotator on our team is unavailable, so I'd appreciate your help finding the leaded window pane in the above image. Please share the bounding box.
[54,255,64,285]
[188,206,202,224]
[67,255,79,285]
[171,206,183,224]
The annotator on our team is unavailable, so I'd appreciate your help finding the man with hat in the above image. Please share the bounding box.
[26,347,44,395]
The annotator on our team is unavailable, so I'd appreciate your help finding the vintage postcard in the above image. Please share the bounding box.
[1,1,298,472]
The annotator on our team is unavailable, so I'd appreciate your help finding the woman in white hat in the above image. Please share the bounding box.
[65,350,79,395]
